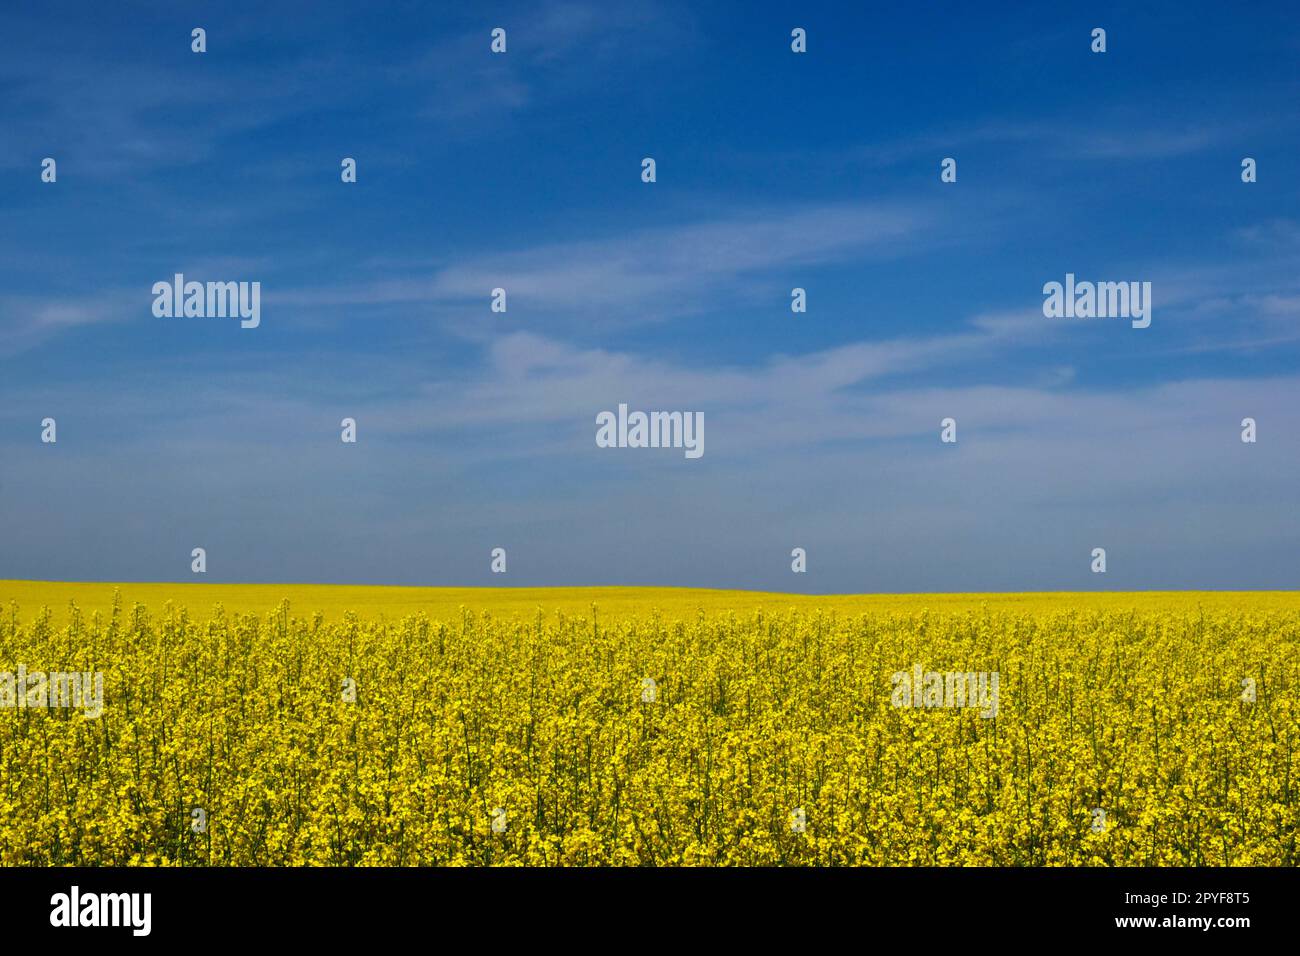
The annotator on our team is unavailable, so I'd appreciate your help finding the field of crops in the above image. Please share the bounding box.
[1,583,1298,866]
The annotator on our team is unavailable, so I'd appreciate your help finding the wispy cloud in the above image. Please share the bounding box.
[0,292,131,357]
[764,113,1268,176]
[272,201,935,328]
[389,0,689,125]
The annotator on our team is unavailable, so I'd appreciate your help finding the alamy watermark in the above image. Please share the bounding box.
[596,404,704,459]
[0,665,103,717]
[50,886,150,936]
[1042,273,1151,329]
[152,273,261,328]
[891,663,999,718]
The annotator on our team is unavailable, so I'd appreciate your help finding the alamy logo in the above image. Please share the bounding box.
[50,886,151,936]
[596,403,704,459]
[152,273,261,328]
[1042,273,1151,329]
[891,663,999,718]
[0,665,103,717]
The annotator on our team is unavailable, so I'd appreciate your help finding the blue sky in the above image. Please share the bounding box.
[2,0,1299,591]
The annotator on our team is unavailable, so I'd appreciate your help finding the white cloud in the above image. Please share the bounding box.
[272,201,933,330]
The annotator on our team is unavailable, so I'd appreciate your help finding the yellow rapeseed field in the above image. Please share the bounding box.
[1,581,1297,866]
